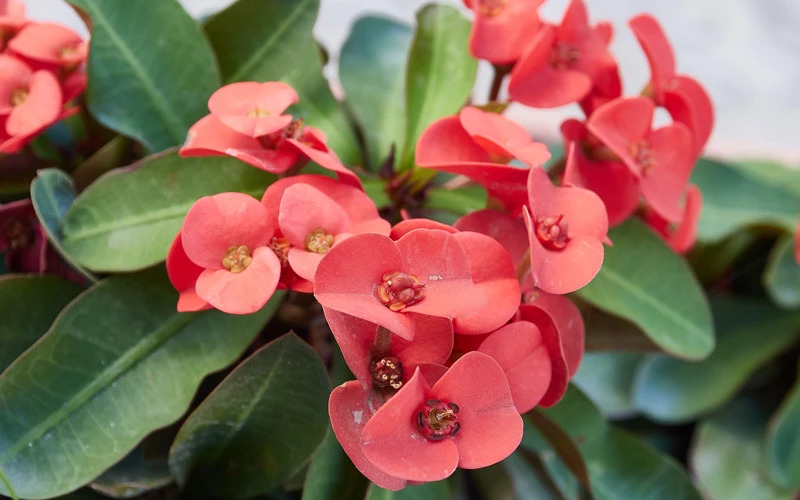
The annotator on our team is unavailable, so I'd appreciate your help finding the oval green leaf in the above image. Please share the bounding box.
[168,333,330,499]
[576,218,714,360]
[0,267,282,499]
[0,274,83,372]
[399,4,477,170]
[60,152,274,272]
[89,447,171,499]
[68,0,220,152]
[764,235,800,309]
[632,298,800,423]
[30,168,98,282]
[204,0,361,166]
[766,361,800,489]
[340,16,412,171]
[572,353,645,419]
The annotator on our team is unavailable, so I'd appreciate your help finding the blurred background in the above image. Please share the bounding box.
[28,0,800,162]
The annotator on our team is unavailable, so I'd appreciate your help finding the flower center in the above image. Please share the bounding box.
[270,237,291,268]
[222,245,252,273]
[478,0,507,17]
[371,356,403,390]
[10,88,28,107]
[282,118,304,140]
[629,140,656,173]
[4,219,33,250]
[549,42,581,70]
[535,214,569,251]
[378,271,425,311]
[59,45,79,59]
[247,107,270,118]
[417,399,461,441]
[304,228,334,254]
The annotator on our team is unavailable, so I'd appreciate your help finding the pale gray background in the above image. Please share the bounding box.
[25,0,800,162]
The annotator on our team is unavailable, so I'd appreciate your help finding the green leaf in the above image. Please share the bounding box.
[340,16,413,170]
[576,218,714,359]
[766,361,800,489]
[764,235,800,309]
[0,268,282,499]
[426,186,488,216]
[168,333,330,499]
[60,152,274,272]
[302,432,367,500]
[205,0,361,166]
[71,137,131,191]
[503,452,561,500]
[542,386,701,500]
[691,158,800,243]
[365,480,450,500]
[572,353,645,419]
[89,447,171,498]
[691,398,793,500]
[0,275,83,372]
[68,0,220,152]
[399,4,477,170]
[30,168,98,282]
[632,298,800,423]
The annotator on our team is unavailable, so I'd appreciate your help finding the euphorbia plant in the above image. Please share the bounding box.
[0,0,799,499]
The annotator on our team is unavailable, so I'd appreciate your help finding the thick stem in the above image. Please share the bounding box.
[488,64,513,102]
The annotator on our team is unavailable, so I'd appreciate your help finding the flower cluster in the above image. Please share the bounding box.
[0,2,87,152]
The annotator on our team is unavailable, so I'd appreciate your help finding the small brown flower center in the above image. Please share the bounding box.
[282,118,304,140]
[222,245,252,273]
[10,88,28,107]
[270,237,291,268]
[417,399,461,441]
[549,42,581,70]
[378,271,425,311]
[371,356,403,390]
[4,219,33,250]
[478,0,507,17]
[304,228,334,254]
[629,140,656,174]
[535,214,569,251]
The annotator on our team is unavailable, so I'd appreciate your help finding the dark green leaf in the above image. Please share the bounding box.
[71,137,131,191]
[68,0,220,151]
[691,158,799,243]
[766,361,800,489]
[302,432,367,500]
[503,452,560,500]
[340,16,412,170]
[60,152,274,272]
[572,353,645,419]
[0,268,282,499]
[576,218,714,360]
[89,446,171,498]
[365,480,450,500]
[205,0,361,165]
[30,168,98,282]
[764,235,800,309]
[168,334,329,499]
[0,275,83,372]
[632,298,800,423]
[399,4,477,170]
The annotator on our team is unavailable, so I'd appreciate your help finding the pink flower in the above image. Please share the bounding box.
[645,183,702,254]
[207,81,298,138]
[464,0,544,64]
[0,54,62,137]
[8,22,87,67]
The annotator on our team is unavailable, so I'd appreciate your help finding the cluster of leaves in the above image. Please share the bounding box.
[0,0,798,499]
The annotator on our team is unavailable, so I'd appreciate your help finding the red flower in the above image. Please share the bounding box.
[523,165,608,294]
[629,14,714,153]
[172,192,281,314]
[0,1,27,51]
[477,321,551,413]
[8,23,87,67]
[0,106,76,154]
[166,232,211,312]
[517,291,584,406]
[207,81,298,138]
[360,352,522,482]
[577,22,622,115]
[0,54,61,137]
[587,96,695,223]
[645,183,702,254]
[314,229,486,340]
[259,175,389,283]
[464,0,544,64]
[508,0,613,108]
[561,119,639,226]
[416,106,550,211]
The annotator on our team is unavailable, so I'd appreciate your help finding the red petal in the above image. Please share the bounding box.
[361,369,460,482]
[663,76,714,153]
[454,210,529,271]
[62,69,87,104]
[177,289,212,312]
[459,107,551,166]
[669,183,702,253]
[416,115,491,165]
[478,321,551,412]
[8,23,87,66]
[430,352,522,469]
[469,0,543,64]
[7,70,61,137]
[390,219,456,240]
[208,81,298,137]
[329,381,407,491]
[0,54,31,115]
[396,229,487,319]
[286,248,324,282]
[283,136,361,188]
[586,96,654,177]
[641,123,695,223]
[195,246,281,314]
[278,183,349,248]
[452,231,520,335]
[628,14,676,98]
[393,315,454,376]
[314,233,416,340]
[166,231,203,293]
[181,192,274,269]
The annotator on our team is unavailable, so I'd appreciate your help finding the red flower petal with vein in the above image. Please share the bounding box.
[478,321,551,413]
[8,23,87,66]
[361,352,522,481]
[524,166,607,294]
[282,126,362,188]
[645,183,702,254]
[587,96,695,222]
[561,120,639,226]
[178,192,280,314]
[166,232,211,312]
[467,0,544,64]
[208,81,298,138]
[452,231,520,335]
[314,230,486,340]
[517,291,584,406]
